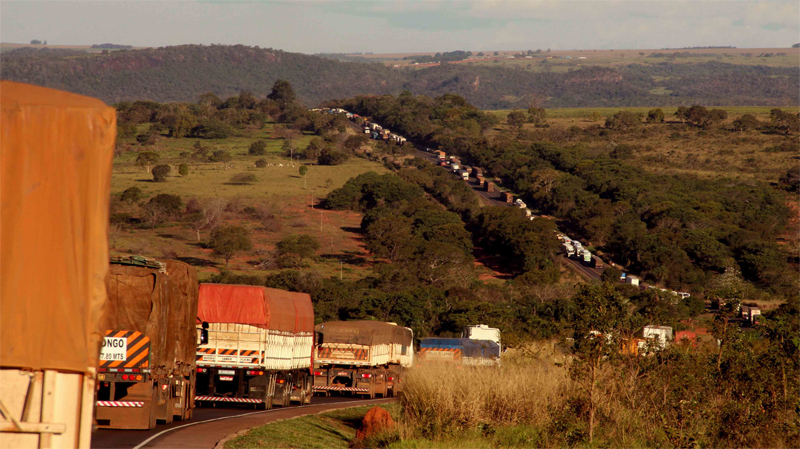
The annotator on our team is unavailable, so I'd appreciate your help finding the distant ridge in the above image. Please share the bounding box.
[1,44,796,108]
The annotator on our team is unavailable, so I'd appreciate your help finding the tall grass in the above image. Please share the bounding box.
[400,361,568,440]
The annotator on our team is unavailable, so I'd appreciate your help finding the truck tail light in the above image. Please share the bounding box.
[388,376,394,381]
[136,375,143,381]
[247,370,264,376]
[122,374,129,381]
[197,367,207,373]
[277,379,285,384]
[361,373,372,378]
[313,371,324,376]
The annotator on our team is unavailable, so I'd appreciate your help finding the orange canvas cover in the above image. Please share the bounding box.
[263,288,313,333]
[105,264,170,371]
[0,81,115,373]
[163,260,199,375]
[262,288,301,333]
[198,284,270,327]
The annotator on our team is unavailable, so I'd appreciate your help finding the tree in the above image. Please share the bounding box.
[318,148,348,165]
[136,151,160,173]
[152,164,171,182]
[209,225,252,267]
[186,198,226,241]
[605,111,642,130]
[178,163,189,176]
[493,51,499,56]
[646,108,664,123]
[30,40,41,45]
[569,283,629,443]
[779,166,799,193]
[527,107,546,125]
[506,110,527,130]
[282,139,295,159]
[190,118,232,139]
[276,234,320,268]
[302,138,323,160]
[600,266,621,283]
[249,140,267,155]
[731,114,760,131]
[255,158,267,168]
[267,79,296,110]
[120,186,144,204]
[343,134,369,152]
[299,165,308,189]
[142,194,182,228]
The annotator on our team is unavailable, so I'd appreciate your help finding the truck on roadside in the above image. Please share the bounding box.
[96,257,200,430]
[1,81,115,448]
[313,321,413,399]
[418,338,500,366]
[194,284,315,409]
[461,325,502,353]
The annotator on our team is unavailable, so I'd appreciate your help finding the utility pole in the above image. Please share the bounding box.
[311,190,314,210]
[320,211,323,232]
[340,261,343,280]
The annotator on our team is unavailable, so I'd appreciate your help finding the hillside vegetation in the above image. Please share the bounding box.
[1,44,798,109]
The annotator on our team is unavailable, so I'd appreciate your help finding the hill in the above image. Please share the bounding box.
[1,44,797,108]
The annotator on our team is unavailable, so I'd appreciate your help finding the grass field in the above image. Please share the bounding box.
[485,107,797,184]
[224,403,401,449]
[111,124,386,280]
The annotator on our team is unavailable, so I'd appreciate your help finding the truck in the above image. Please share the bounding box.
[582,250,592,265]
[461,325,502,353]
[313,321,413,399]
[1,81,115,448]
[436,150,446,159]
[418,338,500,366]
[473,167,484,177]
[195,284,315,409]
[591,255,604,269]
[641,325,673,350]
[96,257,199,430]
[459,170,469,180]
[502,192,513,203]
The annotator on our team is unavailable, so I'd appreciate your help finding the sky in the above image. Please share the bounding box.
[1,0,798,54]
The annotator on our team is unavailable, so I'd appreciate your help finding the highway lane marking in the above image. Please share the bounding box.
[132,398,388,449]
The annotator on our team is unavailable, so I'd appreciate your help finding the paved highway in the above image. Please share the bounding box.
[91,396,393,449]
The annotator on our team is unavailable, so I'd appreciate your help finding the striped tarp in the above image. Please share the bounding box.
[313,386,369,393]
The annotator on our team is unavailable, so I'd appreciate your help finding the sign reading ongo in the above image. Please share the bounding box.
[100,336,127,361]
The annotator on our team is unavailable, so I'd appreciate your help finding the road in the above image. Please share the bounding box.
[352,120,603,281]
[91,396,393,449]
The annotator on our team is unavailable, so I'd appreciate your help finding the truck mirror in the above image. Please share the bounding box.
[202,321,209,330]
[314,332,323,345]
[200,329,209,345]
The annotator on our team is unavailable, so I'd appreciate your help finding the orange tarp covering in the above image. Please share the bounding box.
[197,284,313,333]
[1,81,115,373]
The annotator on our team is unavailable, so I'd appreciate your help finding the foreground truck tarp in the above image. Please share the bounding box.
[0,81,115,448]
[313,321,413,398]
[96,257,199,429]
[195,284,314,408]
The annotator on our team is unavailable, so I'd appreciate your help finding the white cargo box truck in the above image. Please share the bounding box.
[461,324,502,353]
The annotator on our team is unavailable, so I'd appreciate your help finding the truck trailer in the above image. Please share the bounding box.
[1,81,115,449]
[418,338,500,366]
[195,284,314,409]
[461,325,502,353]
[96,257,199,429]
[313,321,413,399]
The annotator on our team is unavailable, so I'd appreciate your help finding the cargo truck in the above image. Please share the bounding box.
[502,192,513,203]
[591,256,604,269]
[96,257,199,430]
[419,338,500,366]
[461,325,502,353]
[582,250,592,265]
[1,81,115,449]
[195,284,314,409]
[485,182,496,193]
[313,321,413,399]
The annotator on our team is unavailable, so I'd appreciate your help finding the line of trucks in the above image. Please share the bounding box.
[0,83,505,447]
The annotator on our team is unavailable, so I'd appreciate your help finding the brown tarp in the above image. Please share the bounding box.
[198,284,314,334]
[0,81,115,374]
[163,260,199,376]
[106,264,170,373]
[316,321,412,346]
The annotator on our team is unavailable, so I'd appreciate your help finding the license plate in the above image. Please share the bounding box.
[337,371,349,376]
[219,376,234,381]
[218,370,235,375]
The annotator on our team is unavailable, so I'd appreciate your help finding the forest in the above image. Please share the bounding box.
[1,44,797,109]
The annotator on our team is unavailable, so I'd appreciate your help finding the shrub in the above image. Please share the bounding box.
[152,164,171,182]
[178,163,188,176]
[230,173,257,185]
[249,140,267,155]
[209,150,232,163]
[255,158,268,168]
[209,225,252,267]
